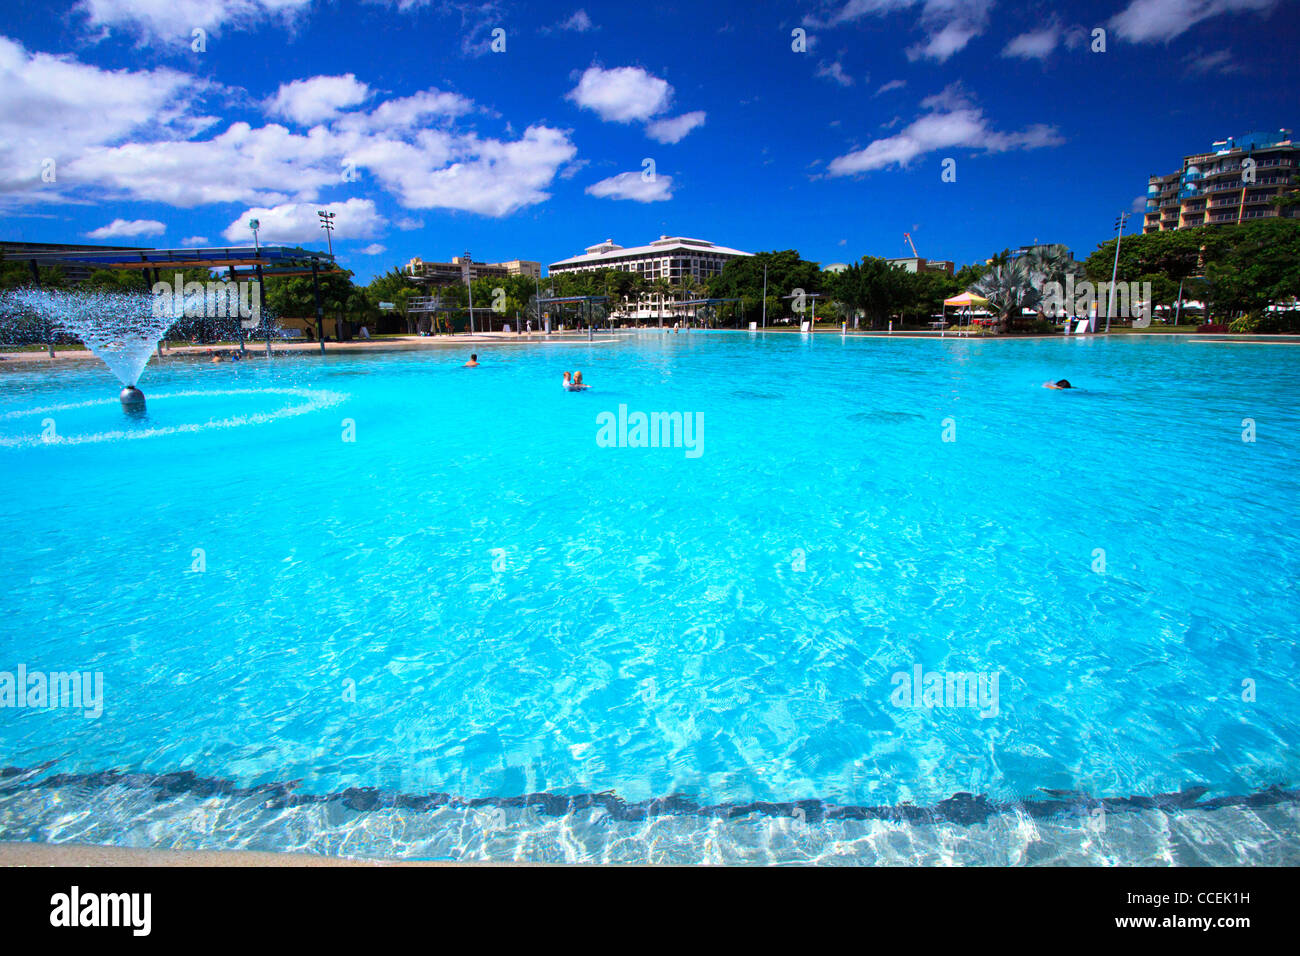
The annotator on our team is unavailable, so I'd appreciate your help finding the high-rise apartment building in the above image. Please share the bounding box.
[1145,129,1296,233]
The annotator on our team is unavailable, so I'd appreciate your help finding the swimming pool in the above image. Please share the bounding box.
[1,333,1297,863]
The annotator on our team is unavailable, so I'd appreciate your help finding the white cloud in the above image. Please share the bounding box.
[919,82,974,111]
[551,9,594,31]
[335,88,473,132]
[182,235,208,245]
[585,171,673,202]
[0,36,211,201]
[1,35,573,220]
[1002,22,1088,60]
[816,60,854,86]
[1003,25,1062,60]
[1183,47,1242,74]
[358,243,387,255]
[222,198,385,244]
[364,124,577,216]
[808,0,991,63]
[1110,0,1279,43]
[826,85,1062,175]
[645,111,706,144]
[75,0,313,43]
[395,216,424,230]
[567,65,672,123]
[86,217,165,238]
[906,19,981,62]
[875,79,906,95]
[265,73,372,125]
[64,122,346,207]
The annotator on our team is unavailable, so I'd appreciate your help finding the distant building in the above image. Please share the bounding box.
[549,236,754,320]
[1015,243,1073,259]
[496,259,542,278]
[1145,129,1297,233]
[886,256,954,277]
[404,254,540,285]
[0,240,154,284]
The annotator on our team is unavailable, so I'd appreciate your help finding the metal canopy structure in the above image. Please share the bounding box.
[5,244,343,355]
[535,294,609,333]
[664,296,741,326]
[9,244,340,274]
[535,295,609,305]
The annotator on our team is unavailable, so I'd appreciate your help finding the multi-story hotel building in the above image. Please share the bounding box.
[404,254,540,285]
[548,236,753,320]
[886,256,954,276]
[1145,129,1297,233]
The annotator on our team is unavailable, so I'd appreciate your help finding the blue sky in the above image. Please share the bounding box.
[2,0,1296,282]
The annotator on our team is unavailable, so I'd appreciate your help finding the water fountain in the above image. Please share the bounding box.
[1,288,252,409]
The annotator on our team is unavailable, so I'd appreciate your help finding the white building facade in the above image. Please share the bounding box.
[549,236,753,320]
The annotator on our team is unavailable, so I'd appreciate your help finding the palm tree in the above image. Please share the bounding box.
[651,277,673,327]
[1021,244,1082,323]
[973,259,1042,332]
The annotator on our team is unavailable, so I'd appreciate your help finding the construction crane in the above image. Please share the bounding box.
[903,232,920,258]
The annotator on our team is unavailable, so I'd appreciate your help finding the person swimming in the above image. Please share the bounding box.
[1044,379,1073,389]
[464,353,479,367]
[563,371,572,389]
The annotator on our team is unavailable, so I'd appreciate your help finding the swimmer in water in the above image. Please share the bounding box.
[563,371,572,389]
[1044,379,1073,389]
[573,370,586,389]
[464,353,479,367]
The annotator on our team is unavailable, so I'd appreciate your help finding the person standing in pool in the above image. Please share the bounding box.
[563,371,572,389]
[464,353,479,367]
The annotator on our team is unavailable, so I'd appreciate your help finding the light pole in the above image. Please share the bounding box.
[249,218,260,253]
[761,261,768,329]
[1105,210,1128,332]
[317,210,335,256]
[463,251,474,335]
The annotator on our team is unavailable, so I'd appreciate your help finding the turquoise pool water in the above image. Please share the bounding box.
[0,333,1297,856]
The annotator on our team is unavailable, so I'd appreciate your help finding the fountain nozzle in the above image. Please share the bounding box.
[119,385,145,407]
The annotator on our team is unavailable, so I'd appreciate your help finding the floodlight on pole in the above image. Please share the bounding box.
[249,219,260,253]
[1105,210,1129,333]
[317,210,336,256]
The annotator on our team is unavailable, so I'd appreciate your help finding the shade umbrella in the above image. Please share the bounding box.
[942,292,990,331]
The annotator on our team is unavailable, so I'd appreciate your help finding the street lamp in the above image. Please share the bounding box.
[1105,210,1129,332]
[249,218,260,253]
[317,210,335,256]
[460,251,478,335]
